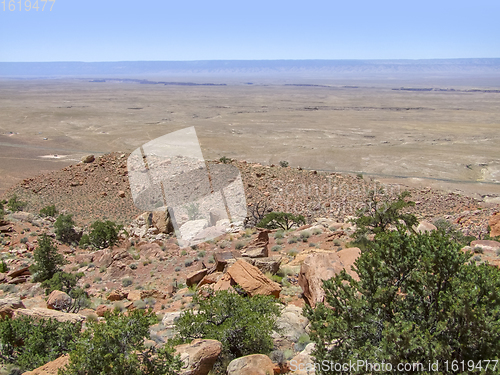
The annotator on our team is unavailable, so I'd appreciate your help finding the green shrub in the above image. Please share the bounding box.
[350,189,417,241]
[184,259,193,267]
[54,214,77,244]
[305,230,500,372]
[271,245,282,252]
[87,220,122,249]
[30,234,66,282]
[274,230,284,239]
[433,218,477,246]
[39,204,58,217]
[122,278,133,287]
[235,241,245,250]
[0,259,8,273]
[208,255,215,264]
[197,250,206,258]
[130,263,138,270]
[41,271,89,313]
[0,315,81,372]
[7,194,26,212]
[79,233,90,249]
[185,202,201,221]
[279,160,289,167]
[60,309,182,375]
[312,228,322,235]
[288,236,298,244]
[258,212,306,231]
[175,290,280,366]
[219,156,232,164]
[0,199,5,219]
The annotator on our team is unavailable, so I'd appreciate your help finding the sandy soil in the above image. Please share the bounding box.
[1,78,499,197]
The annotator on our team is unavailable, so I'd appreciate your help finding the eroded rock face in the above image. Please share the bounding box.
[46,290,72,311]
[226,354,275,375]
[489,212,500,238]
[14,307,85,323]
[226,259,281,298]
[174,339,222,375]
[0,297,25,318]
[23,354,70,375]
[298,248,360,307]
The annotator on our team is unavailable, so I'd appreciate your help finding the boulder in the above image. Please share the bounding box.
[214,250,241,272]
[275,305,310,343]
[415,220,437,234]
[46,290,72,311]
[226,259,281,298]
[289,343,316,375]
[107,289,129,301]
[0,297,25,318]
[7,265,31,278]
[14,307,85,323]
[81,154,95,163]
[227,354,275,375]
[175,339,222,375]
[298,248,360,307]
[186,269,208,287]
[245,257,282,274]
[241,230,269,258]
[198,272,223,287]
[212,273,236,292]
[179,219,209,242]
[152,211,175,234]
[96,304,112,317]
[23,355,70,375]
[489,212,500,238]
[470,240,500,251]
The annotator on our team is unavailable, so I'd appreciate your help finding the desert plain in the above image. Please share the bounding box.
[1,76,500,199]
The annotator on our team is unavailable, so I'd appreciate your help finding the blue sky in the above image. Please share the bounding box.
[0,0,499,62]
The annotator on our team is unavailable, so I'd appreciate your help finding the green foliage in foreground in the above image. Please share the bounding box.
[0,259,8,273]
[39,204,58,217]
[60,309,181,375]
[433,218,477,246]
[175,290,281,363]
[0,199,5,219]
[80,220,122,249]
[30,234,66,282]
[0,316,81,372]
[305,230,500,375]
[257,211,306,231]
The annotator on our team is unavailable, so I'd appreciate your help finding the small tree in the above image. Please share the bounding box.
[6,194,26,212]
[39,204,58,217]
[0,259,8,273]
[30,234,66,282]
[41,271,89,313]
[60,309,181,375]
[350,189,418,242]
[305,230,500,374]
[86,220,122,249]
[257,212,306,231]
[175,289,281,370]
[54,214,77,244]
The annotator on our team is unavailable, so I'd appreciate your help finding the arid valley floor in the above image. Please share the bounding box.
[1,76,500,199]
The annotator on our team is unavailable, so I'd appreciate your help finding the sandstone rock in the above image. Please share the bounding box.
[175,339,222,375]
[289,343,316,375]
[470,240,500,251]
[127,289,165,301]
[298,248,360,307]
[198,272,223,287]
[212,273,236,292]
[489,212,500,238]
[0,272,6,283]
[7,265,31,278]
[415,220,437,234]
[186,268,208,287]
[0,297,25,318]
[23,354,70,375]
[179,219,209,242]
[14,307,85,323]
[245,257,282,274]
[226,259,281,298]
[227,354,275,375]
[96,304,112,317]
[152,211,175,234]
[81,154,95,163]
[241,230,269,258]
[162,311,182,328]
[107,289,129,301]
[47,290,72,311]
[118,190,126,198]
[275,305,310,343]
[215,250,241,272]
